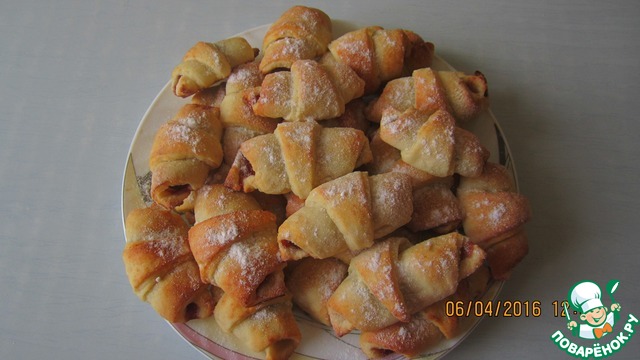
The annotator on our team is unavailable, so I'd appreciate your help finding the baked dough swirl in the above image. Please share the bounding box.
[225,120,372,199]
[188,184,286,307]
[122,206,218,323]
[149,103,223,210]
[367,67,489,124]
[327,234,485,335]
[259,5,332,74]
[327,26,434,94]
[277,171,413,262]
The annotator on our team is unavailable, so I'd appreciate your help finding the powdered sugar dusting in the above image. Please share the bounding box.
[138,222,186,260]
[286,122,313,144]
[261,143,286,187]
[420,122,455,163]
[281,123,314,185]
[416,244,456,278]
[372,174,407,210]
[350,281,379,325]
[205,42,224,66]
[489,202,507,223]
[414,74,443,110]
[380,111,407,135]
[204,219,239,248]
[257,72,292,117]
[297,61,339,120]
[166,110,210,152]
[377,30,401,50]
[334,38,373,71]
[226,241,270,289]
[147,236,185,260]
[251,306,277,324]
[319,264,347,300]
[278,37,309,58]
[475,200,507,228]
[322,174,368,205]
[226,62,263,93]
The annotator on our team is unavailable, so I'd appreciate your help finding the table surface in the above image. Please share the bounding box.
[2,1,639,359]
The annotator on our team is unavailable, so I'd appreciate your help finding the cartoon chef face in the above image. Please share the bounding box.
[570,281,606,325]
[580,306,608,327]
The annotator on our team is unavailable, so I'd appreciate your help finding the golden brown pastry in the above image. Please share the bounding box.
[456,162,531,279]
[218,61,280,164]
[326,234,485,336]
[327,26,434,94]
[379,108,489,177]
[277,171,413,261]
[284,192,305,217]
[224,120,372,199]
[320,98,371,134]
[359,298,454,359]
[251,191,288,227]
[191,84,227,107]
[253,56,365,122]
[359,266,491,359]
[171,37,256,97]
[259,5,332,73]
[214,292,301,360]
[409,176,464,234]
[367,130,408,176]
[191,183,261,222]
[188,184,286,307]
[366,130,463,233]
[367,67,489,123]
[149,103,223,210]
[170,163,232,220]
[285,257,348,326]
[122,206,219,323]
[224,60,266,95]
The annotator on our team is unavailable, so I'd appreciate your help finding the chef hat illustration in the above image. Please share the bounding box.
[570,281,604,313]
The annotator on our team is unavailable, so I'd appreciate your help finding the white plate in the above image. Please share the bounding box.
[122,20,517,360]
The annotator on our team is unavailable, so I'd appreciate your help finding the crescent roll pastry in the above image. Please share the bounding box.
[277,171,413,262]
[366,129,437,187]
[214,292,301,360]
[409,176,464,234]
[367,67,489,123]
[457,162,531,279]
[171,37,256,97]
[259,5,332,73]
[379,108,489,178]
[327,26,434,94]
[359,266,491,359]
[285,257,348,326]
[188,184,286,307]
[218,61,280,164]
[326,234,485,336]
[366,130,463,234]
[359,299,453,359]
[252,56,365,122]
[149,103,223,210]
[122,206,218,323]
[224,120,373,199]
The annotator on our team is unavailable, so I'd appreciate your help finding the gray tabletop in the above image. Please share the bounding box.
[2,0,639,359]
